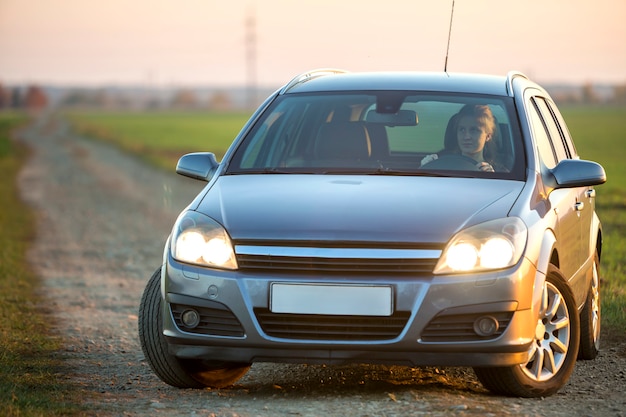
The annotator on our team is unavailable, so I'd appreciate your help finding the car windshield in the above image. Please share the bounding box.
[227,92,525,180]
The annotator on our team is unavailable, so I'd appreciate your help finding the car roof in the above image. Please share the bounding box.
[279,70,533,98]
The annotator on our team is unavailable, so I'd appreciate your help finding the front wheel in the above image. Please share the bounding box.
[474,265,580,397]
[138,267,251,388]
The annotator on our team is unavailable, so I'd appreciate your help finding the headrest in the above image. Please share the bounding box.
[315,122,372,160]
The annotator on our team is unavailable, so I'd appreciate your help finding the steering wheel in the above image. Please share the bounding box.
[421,154,479,171]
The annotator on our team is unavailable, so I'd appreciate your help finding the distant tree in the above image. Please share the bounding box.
[24,85,48,110]
[60,89,94,107]
[581,82,599,104]
[551,90,581,106]
[145,96,162,110]
[93,89,121,109]
[0,83,11,108]
[170,89,198,109]
[611,83,626,105]
[207,90,232,111]
[11,87,23,108]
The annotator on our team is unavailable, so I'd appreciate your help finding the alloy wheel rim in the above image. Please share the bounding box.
[522,281,571,382]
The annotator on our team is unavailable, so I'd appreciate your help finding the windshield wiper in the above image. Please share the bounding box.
[228,168,317,175]
[230,167,457,177]
[371,162,461,177]
[318,167,452,177]
[371,167,437,176]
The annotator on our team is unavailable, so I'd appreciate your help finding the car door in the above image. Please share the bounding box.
[547,100,596,264]
[526,96,584,284]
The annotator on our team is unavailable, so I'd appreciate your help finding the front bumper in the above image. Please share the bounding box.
[161,253,540,367]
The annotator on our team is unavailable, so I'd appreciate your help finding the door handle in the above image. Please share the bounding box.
[586,189,596,198]
[575,201,585,211]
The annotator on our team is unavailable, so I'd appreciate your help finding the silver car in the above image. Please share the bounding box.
[138,70,606,397]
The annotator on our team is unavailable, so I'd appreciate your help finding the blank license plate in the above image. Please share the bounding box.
[270,283,392,316]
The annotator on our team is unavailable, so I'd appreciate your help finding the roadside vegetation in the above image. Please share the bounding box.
[66,111,252,170]
[0,112,82,416]
[65,106,626,342]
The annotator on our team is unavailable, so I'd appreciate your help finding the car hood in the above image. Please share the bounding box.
[195,175,524,244]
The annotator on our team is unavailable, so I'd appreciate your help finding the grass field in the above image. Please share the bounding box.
[66,106,626,338]
[0,113,82,416]
[67,111,251,170]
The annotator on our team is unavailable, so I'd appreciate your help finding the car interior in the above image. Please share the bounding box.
[230,93,523,179]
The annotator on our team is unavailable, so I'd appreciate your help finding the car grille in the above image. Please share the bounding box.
[170,302,245,337]
[237,255,437,274]
[254,308,411,341]
[421,311,514,342]
[235,242,441,275]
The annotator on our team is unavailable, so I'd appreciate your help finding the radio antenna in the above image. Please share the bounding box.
[444,0,455,73]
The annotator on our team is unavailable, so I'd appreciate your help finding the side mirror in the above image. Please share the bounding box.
[549,159,606,189]
[176,152,219,181]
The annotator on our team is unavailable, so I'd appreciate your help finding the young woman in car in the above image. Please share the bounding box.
[421,104,500,172]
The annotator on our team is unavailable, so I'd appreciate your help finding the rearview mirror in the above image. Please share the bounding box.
[366,110,418,126]
[176,152,219,181]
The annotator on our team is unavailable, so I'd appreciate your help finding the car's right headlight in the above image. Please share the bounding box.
[170,211,238,270]
[434,217,527,274]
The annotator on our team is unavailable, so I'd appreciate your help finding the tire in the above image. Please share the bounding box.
[578,252,601,360]
[138,267,251,388]
[474,265,580,397]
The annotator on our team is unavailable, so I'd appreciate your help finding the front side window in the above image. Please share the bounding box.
[227,92,525,180]
[528,99,558,169]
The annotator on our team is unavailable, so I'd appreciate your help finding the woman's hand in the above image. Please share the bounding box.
[420,154,438,166]
[477,161,494,172]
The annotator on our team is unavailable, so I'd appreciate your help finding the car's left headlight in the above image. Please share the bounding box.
[434,217,527,274]
[170,210,238,270]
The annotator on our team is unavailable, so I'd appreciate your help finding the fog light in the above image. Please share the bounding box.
[181,309,201,328]
[473,316,499,337]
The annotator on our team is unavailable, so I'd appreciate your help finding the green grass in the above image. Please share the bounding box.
[0,112,83,416]
[562,106,626,340]
[67,107,626,341]
[66,111,251,170]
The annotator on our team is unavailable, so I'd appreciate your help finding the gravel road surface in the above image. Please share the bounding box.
[15,113,626,416]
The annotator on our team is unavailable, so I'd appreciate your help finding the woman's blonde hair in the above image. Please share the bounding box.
[458,104,496,136]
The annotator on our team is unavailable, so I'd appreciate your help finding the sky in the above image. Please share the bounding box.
[1,0,625,88]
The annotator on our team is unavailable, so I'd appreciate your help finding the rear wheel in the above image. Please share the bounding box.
[474,265,580,397]
[578,252,601,360]
[138,267,251,388]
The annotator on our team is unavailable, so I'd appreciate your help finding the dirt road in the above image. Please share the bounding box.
[16,113,626,416]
